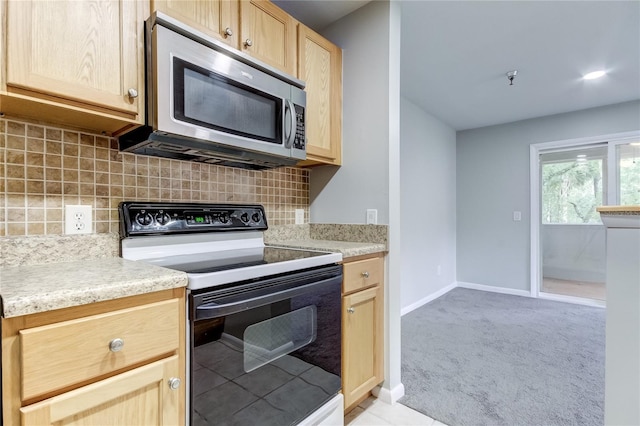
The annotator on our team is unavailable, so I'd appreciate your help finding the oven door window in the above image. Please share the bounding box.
[244,305,317,372]
[173,58,282,144]
[191,274,341,426]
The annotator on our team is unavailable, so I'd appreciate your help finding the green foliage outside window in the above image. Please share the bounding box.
[542,159,603,224]
[618,146,640,206]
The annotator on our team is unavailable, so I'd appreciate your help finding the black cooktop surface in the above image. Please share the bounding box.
[154,246,331,274]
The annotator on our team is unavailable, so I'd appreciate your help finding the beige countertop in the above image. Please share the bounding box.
[0,257,187,318]
[270,239,386,259]
[0,224,388,318]
[265,224,388,259]
[597,205,640,214]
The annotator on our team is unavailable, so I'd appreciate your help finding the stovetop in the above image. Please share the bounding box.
[119,202,343,290]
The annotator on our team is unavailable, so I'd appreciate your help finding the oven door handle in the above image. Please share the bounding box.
[194,275,342,320]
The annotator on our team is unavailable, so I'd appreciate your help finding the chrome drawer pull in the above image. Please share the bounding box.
[168,377,181,390]
[361,271,370,278]
[347,307,355,314]
[109,338,124,352]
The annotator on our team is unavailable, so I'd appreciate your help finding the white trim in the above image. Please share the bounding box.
[530,144,541,298]
[530,130,640,300]
[529,131,640,152]
[372,383,405,404]
[400,282,457,316]
[456,281,532,298]
[539,291,606,308]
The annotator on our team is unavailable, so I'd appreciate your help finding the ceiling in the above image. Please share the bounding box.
[273,1,640,131]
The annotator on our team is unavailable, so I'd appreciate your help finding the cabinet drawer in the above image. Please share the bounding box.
[343,257,383,294]
[20,299,180,401]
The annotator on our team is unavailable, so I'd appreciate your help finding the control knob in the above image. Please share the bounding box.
[240,212,249,223]
[251,212,261,223]
[135,211,153,226]
[156,211,171,225]
[219,213,229,224]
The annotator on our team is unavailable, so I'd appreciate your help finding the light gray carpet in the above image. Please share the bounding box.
[400,288,605,426]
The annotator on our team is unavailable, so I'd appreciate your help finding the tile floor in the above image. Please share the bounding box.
[345,397,448,426]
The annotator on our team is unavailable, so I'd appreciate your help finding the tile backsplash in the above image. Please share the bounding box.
[0,118,309,237]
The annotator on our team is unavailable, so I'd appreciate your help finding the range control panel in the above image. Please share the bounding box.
[119,202,268,237]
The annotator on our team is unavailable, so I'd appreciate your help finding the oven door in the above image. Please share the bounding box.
[189,265,342,426]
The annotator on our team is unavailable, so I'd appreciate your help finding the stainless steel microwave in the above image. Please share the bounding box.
[119,12,306,170]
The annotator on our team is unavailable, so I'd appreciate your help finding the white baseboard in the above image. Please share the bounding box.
[401,282,457,316]
[372,382,405,404]
[456,281,531,297]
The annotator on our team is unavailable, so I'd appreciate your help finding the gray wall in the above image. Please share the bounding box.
[309,1,391,225]
[400,98,457,311]
[310,1,405,401]
[457,100,640,291]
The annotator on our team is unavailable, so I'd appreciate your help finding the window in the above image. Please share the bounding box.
[541,147,607,224]
[617,142,640,206]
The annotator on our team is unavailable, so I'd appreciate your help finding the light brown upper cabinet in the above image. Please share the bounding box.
[151,0,239,48]
[239,0,297,76]
[3,0,146,134]
[297,24,343,166]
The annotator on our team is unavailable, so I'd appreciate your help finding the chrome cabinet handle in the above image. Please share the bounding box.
[168,377,181,390]
[361,271,370,278]
[244,38,253,47]
[347,307,355,314]
[109,338,124,352]
[224,27,233,37]
[127,88,138,99]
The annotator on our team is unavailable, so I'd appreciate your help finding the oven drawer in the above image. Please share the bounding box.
[342,256,383,294]
[20,299,180,401]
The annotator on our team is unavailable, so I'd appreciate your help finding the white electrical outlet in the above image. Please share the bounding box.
[65,205,92,234]
[366,209,378,225]
[295,209,305,225]
[513,211,522,221]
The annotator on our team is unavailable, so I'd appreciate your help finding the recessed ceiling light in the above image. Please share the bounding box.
[583,70,606,80]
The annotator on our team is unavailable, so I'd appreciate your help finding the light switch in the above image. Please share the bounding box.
[513,211,522,221]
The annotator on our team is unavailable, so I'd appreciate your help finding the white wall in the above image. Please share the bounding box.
[457,100,640,291]
[309,1,391,225]
[400,98,457,313]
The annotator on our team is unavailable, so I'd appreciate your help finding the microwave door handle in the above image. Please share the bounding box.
[284,100,296,148]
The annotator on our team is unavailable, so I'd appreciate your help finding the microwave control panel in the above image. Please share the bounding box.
[294,104,305,150]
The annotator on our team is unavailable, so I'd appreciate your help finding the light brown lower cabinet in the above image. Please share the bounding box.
[20,355,180,425]
[2,288,186,426]
[342,254,384,412]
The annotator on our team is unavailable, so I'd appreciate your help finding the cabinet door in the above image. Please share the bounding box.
[6,0,141,116]
[298,25,342,166]
[20,356,181,426]
[152,0,238,48]
[342,285,384,410]
[239,0,296,76]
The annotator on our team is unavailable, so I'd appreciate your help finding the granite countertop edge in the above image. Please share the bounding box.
[1,258,188,318]
[269,239,387,259]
